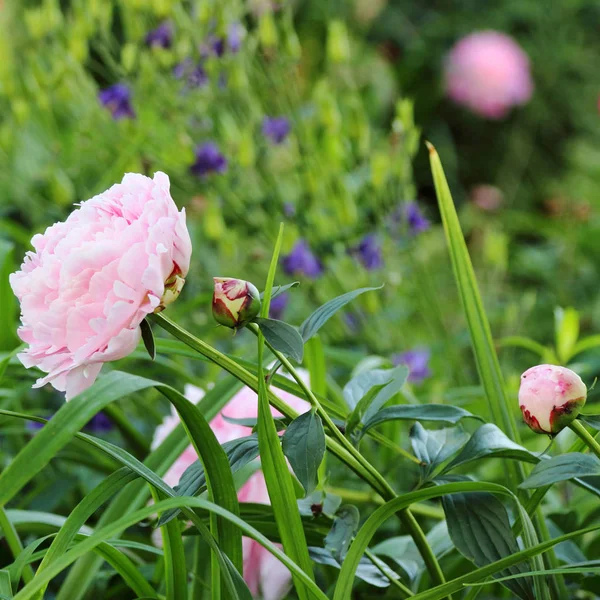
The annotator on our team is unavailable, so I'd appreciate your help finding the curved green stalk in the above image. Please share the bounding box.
[569,420,600,459]
[0,506,34,584]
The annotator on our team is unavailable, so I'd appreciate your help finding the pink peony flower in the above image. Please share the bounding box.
[153,380,310,599]
[518,364,587,434]
[444,31,533,119]
[10,172,192,399]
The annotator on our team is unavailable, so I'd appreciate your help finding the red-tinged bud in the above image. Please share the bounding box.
[212,277,261,329]
[518,364,587,435]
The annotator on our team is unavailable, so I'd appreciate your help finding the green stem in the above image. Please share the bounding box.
[0,505,34,584]
[151,313,449,595]
[365,548,414,597]
[569,419,600,459]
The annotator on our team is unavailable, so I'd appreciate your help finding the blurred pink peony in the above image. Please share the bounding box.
[444,31,533,119]
[153,380,310,599]
[10,172,192,399]
[518,364,586,434]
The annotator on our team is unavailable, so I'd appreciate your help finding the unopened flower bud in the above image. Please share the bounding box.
[212,277,261,329]
[518,365,587,434]
[157,269,186,311]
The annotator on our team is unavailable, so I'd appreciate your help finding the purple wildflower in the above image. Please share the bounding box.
[283,240,323,279]
[352,234,383,270]
[344,312,361,333]
[262,116,291,144]
[174,60,208,89]
[392,348,432,384]
[145,21,173,49]
[227,23,244,53]
[26,411,112,433]
[405,202,430,234]
[283,202,296,218]
[98,84,135,120]
[269,292,289,320]
[26,418,47,432]
[191,143,228,177]
[86,412,113,433]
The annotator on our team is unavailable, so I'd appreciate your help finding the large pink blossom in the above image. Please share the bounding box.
[10,172,192,399]
[153,380,310,599]
[444,31,533,119]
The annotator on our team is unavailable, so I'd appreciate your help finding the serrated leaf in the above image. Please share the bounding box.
[520,453,600,489]
[260,282,300,300]
[410,423,469,479]
[158,435,261,526]
[443,423,538,473]
[325,505,360,562]
[299,286,383,342]
[282,411,325,496]
[140,318,156,361]
[443,492,534,599]
[343,366,410,440]
[255,318,304,362]
[361,404,480,437]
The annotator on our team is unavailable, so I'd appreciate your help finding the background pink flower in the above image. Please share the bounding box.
[10,172,192,399]
[444,30,533,119]
[153,378,310,599]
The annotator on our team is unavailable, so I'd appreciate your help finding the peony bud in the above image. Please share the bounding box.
[518,364,587,434]
[212,277,261,329]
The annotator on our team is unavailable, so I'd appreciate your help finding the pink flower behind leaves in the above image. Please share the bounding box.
[153,380,309,599]
[444,31,533,119]
[10,172,192,399]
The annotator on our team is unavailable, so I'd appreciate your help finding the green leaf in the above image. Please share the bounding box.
[325,505,360,563]
[555,307,580,363]
[36,468,138,587]
[579,414,600,431]
[443,424,539,473]
[299,286,383,342]
[410,423,469,480]
[344,366,409,439]
[0,240,17,351]
[361,404,480,436]
[282,411,325,496]
[255,317,304,362]
[331,481,539,600]
[372,521,452,582]
[308,547,399,588]
[260,281,300,300]
[0,570,11,598]
[427,144,523,487]
[519,453,600,489]
[158,435,261,526]
[442,492,534,600]
[0,371,243,598]
[256,223,316,600]
[0,409,250,600]
[140,318,156,360]
[10,497,328,600]
[222,415,287,431]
